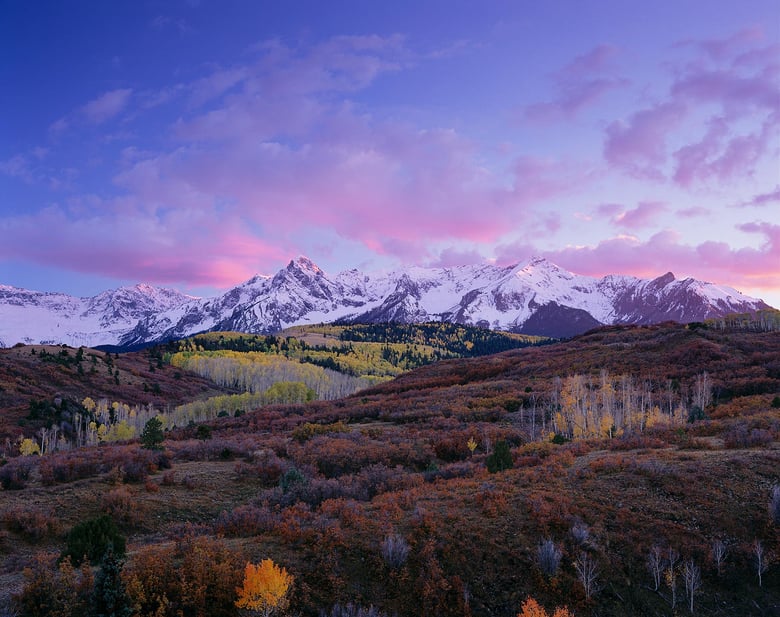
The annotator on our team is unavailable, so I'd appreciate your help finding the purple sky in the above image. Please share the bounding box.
[2,1,779,306]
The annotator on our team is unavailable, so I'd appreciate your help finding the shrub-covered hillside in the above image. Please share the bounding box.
[0,321,778,616]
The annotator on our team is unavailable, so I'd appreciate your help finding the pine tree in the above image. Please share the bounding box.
[140,417,164,450]
[92,548,132,617]
[62,515,126,566]
[486,440,513,473]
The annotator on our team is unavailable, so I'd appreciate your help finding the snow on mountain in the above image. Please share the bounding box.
[0,284,195,348]
[0,257,773,348]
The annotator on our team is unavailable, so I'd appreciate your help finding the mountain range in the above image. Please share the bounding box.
[0,256,771,348]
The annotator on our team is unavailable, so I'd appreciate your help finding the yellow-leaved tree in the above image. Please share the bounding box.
[19,438,40,456]
[235,559,293,616]
[517,597,574,617]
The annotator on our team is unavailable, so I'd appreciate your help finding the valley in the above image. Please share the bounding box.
[0,317,778,616]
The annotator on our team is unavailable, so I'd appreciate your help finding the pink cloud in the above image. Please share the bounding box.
[736,186,780,208]
[603,102,687,179]
[524,44,628,121]
[106,30,600,273]
[428,247,486,268]
[595,203,623,218]
[613,201,668,229]
[673,114,772,186]
[677,206,709,218]
[672,69,778,112]
[118,99,587,269]
[532,222,780,292]
[673,117,728,186]
[0,204,287,287]
[606,30,778,186]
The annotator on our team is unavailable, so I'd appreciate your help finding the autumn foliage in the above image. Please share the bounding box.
[235,559,293,616]
[518,596,574,617]
[3,321,780,616]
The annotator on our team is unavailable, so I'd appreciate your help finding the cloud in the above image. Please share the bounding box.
[525,222,780,292]
[603,102,687,179]
[678,27,765,61]
[108,35,591,272]
[612,201,668,229]
[605,29,779,186]
[81,89,133,124]
[189,67,248,107]
[48,89,133,137]
[115,125,577,266]
[0,203,286,286]
[14,28,776,299]
[48,117,69,135]
[0,154,34,183]
[524,44,628,121]
[174,35,406,143]
[735,186,780,208]
[428,247,487,268]
[677,206,709,218]
[150,15,193,35]
[595,203,623,218]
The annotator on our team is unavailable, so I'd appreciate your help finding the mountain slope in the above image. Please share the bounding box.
[0,284,194,348]
[0,257,771,347]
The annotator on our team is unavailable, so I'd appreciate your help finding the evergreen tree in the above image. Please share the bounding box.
[92,548,132,617]
[62,515,126,566]
[486,440,513,473]
[140,417,164,450]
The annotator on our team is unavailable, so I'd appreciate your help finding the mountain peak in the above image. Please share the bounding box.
[651,272,676,286]
[522,256,564,271]
[0,258,772,348]
[288,255,323,275]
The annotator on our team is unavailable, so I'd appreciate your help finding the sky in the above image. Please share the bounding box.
[1,0,779,307]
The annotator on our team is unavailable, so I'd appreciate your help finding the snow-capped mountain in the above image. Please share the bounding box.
[0,256,772,348]
[0,284,194,348]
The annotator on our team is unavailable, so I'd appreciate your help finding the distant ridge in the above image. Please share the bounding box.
[0,256,771,347]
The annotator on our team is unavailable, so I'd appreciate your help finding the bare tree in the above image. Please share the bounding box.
[574,552,601,600]
[665,563,679,610]
[683,559,702,614]
[380,533,410,569]
[752,540,769,587]
[770,485,780,526]
[667,546,680,571]
[647,545,664,591]
[320,605,388,617]
[570,521,591,547]
[711,539,727,577]
[692,371,711,412]
[537,538,562,578]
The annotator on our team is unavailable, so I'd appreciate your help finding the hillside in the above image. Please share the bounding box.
[0,344,233,443]
[0,321,778,616]
[0,323,544,447]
